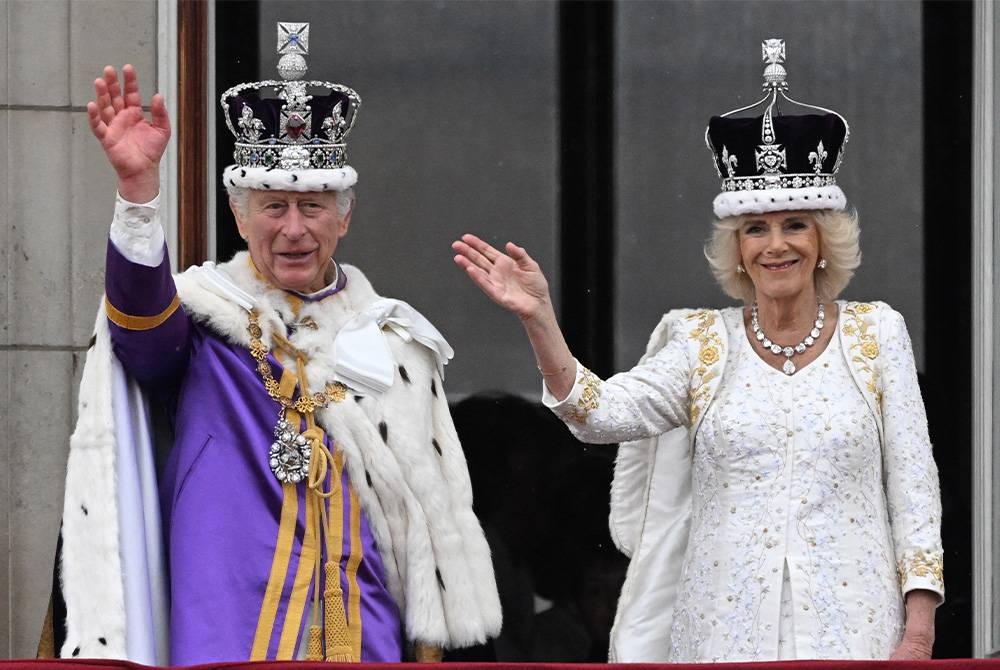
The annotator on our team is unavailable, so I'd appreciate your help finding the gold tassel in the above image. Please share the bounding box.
[305,624,324,661]
[414,642,444,663]
[324,561,355,662]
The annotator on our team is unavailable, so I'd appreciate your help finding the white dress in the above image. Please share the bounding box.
[545,303,944,662]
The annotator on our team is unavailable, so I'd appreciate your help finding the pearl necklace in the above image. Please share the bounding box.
[750,303,825,375]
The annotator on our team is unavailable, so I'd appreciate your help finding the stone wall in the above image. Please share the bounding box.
[0,0,158,658]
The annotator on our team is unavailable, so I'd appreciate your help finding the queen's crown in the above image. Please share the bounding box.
[706,39,850,197]
[220,22,361,174]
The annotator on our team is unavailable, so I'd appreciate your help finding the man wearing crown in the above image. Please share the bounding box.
[43,23,501,665]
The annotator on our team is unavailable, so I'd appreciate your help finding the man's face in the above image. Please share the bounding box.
[232,190,351,293]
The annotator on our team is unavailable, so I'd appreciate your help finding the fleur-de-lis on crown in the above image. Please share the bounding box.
[808,141,828,174]
[721,145,738,178]
[322,101,348,142]
[238,105,265,141]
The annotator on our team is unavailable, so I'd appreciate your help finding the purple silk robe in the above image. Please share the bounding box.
[104,242,402,664]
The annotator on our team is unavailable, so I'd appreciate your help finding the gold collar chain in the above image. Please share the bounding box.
[247,310,347,484]
[247,311,347,412]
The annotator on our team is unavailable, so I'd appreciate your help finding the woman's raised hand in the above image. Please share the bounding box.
[86,65,171,203]
[452,234,553,322]
[453,233,576,399]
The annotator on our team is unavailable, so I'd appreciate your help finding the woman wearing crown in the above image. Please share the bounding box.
[46,24,501,666]
[454,40,942,662]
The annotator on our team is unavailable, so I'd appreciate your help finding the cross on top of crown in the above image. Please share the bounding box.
[761,39,785,65]
[278,22,309,56]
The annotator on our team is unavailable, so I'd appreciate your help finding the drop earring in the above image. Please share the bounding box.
[736,264,745,274]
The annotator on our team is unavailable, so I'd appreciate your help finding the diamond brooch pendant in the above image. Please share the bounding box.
[782,358,796,375]
[269,415,312,483]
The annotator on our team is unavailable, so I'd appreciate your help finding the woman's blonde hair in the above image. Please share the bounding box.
[704,209,861,304]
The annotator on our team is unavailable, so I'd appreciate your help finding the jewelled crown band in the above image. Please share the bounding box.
[706,39,850,218]
[220,22,362,192]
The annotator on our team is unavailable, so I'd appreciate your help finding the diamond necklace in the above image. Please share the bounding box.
[750,302,825,376]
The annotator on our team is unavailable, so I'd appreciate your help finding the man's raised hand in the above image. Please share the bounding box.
[86,65,170,202]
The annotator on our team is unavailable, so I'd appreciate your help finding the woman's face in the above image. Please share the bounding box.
[738,211,820,303]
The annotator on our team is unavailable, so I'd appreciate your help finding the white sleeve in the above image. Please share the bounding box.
[879,307,945,601]
[542,322,691,444]
[109,192,165,267]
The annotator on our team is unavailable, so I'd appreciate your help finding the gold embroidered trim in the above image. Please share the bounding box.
[841,303,882,406]
[566,367,602,423]
[104,294,180,331]
[687,310,724,426]
[897,550,944,588]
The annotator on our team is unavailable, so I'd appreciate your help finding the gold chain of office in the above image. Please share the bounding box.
[247,311,347,412]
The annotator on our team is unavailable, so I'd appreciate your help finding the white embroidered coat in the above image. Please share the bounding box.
[545,301,944,662]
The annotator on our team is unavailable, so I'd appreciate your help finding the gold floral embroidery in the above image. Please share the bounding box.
[699,346,720,366]
[861,341,879,360]
[897,550,944,588]
[566,366,602,423]
[841,303,882,405]
[687,310,724,426]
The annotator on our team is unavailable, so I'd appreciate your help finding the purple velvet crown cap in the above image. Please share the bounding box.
[226,88,353,145]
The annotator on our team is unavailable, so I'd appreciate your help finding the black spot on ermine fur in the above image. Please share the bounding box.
[436,568,446,591]
[365,470,373,487]
[379,421,388,443]
[430,378,437,397]
[398,365,410,384]
[432,438,442,455]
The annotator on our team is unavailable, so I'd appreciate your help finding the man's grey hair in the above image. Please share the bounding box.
[225,184,355,219]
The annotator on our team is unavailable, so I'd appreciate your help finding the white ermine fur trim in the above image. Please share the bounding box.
[713,184,846,218]
[175,254,502,647]
[60,307,128,659]
[222,165,358,192]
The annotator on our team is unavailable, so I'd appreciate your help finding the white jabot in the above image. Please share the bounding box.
[110,192,166,267]
[334,298,454,397]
